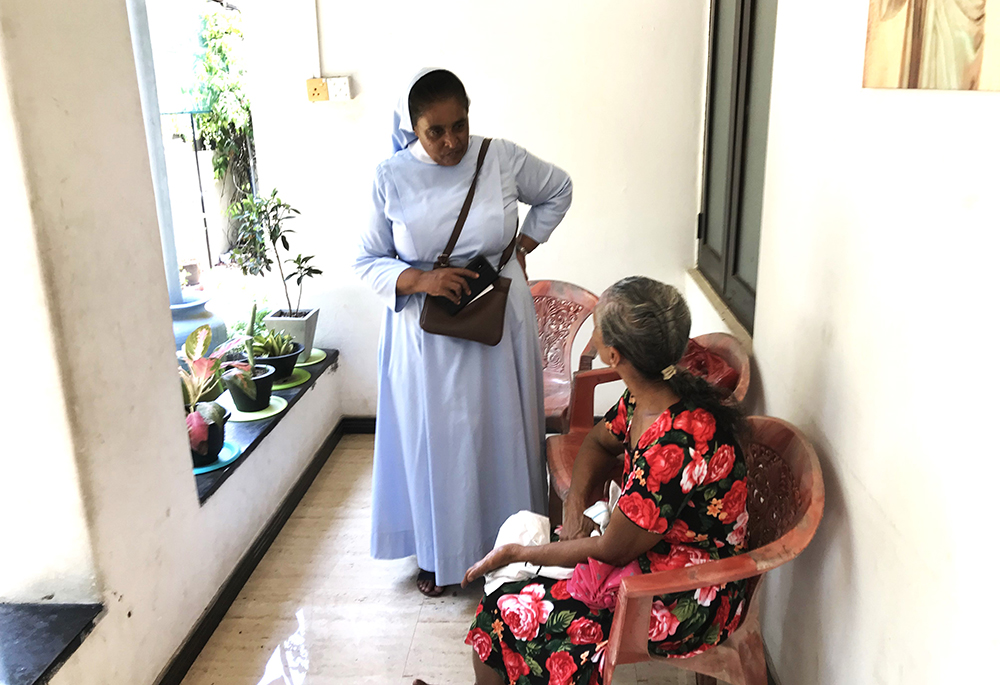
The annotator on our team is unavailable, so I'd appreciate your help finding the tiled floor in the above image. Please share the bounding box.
[182,435,695,685]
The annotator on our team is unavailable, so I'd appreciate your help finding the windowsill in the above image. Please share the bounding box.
[195,349,340,504]
[0,603,103,685]
[687,269,753,353]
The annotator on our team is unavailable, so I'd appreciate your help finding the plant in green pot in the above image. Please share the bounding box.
[179,325,248,467]
[230,188,323,363]
[222,338,276,413]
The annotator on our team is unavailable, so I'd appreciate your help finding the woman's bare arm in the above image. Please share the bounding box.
[463,509,662,587]
[560,422,625,540]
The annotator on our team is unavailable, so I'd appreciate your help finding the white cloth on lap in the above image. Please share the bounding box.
[482,494,620,595]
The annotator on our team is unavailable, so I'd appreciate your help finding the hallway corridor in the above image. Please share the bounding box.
[180,434,693,685]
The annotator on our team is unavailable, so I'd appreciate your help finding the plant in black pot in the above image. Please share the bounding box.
[179,325,248,467]
[242,302,303,382]
[230,188,323,362]
[222,338,276,413]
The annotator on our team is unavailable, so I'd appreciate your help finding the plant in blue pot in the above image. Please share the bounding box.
[179,326,248,467]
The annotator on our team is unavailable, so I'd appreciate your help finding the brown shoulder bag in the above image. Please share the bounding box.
[419,138,517,347]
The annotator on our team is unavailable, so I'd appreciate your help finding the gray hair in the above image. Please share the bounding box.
[596,277,691,381]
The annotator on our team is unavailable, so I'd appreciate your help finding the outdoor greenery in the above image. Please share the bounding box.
[192,9,256,214]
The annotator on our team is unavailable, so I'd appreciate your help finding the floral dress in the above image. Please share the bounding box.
[466,391,750,685]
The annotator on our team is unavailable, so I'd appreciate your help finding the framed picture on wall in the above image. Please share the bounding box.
[863,0,1000,90]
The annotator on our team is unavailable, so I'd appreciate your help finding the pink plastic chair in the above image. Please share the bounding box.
[530,280,600,434]
[603,415,825,684]
[547,332,751,517]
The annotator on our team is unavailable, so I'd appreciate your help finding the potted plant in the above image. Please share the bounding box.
[230,188,322,362]
[222,337,276,413]
[179,326,248,466]
[241,302,303,382]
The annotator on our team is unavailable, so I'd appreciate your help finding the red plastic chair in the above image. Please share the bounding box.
[603,416,825,684]
[530,280,600,434]
[547,333,751,517]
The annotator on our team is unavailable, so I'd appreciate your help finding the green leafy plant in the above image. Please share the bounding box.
[222,339,259,401]
[228,305,271,337]
[191,9,255,202]
[252,328,295,358]
[221,303,260,400]
[229,188,321,316]
[179,325,248,454]
[286,254,323,315]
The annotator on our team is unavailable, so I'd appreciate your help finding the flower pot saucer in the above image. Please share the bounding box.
[193,442,243,475]
[272,367,310,390]
[229,395,288,422]
[295,348,326,367]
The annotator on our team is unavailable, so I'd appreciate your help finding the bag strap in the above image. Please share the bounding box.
[434,138,492,269]
[497,216,519,271]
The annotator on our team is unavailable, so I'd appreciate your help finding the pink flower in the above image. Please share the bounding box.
[497,584,554,641]
[712,596,732,630]
[648,600,681,641]
[550,580,571,600]
[694,584,720,607]
[567,558,642,612]
[617,492,667,533]
[673,409,716,452]
[501,642,531,682]
[546,650,578,685]
[663,519,694,544]
[647,545,711,572]
[465,627,492,662]
[637,410,673,450]
[567,617,604,645]
[680,451,708,493]
[644,443,686,492]
[726,511,749,547]
[719,480,748,523]
[727,600,745,633]
[706,444,736,483]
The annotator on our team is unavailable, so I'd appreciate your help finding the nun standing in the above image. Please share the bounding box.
[353,69,572,596]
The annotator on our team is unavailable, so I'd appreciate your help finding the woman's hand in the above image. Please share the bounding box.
[462,543,524,588]
[515,249,528,280]
[559,508,598,541]
[417,267,479,304]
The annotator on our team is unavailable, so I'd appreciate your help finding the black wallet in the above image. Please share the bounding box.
[433,255,500,316]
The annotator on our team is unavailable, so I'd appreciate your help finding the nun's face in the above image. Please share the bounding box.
[413,98,469,166]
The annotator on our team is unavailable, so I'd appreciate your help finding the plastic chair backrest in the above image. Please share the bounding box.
[530,281,599,428]
[530,280,599,378]
[604,415,825,672]
[687,332,751,404]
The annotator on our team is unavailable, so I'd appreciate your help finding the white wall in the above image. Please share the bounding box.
[0,1,343,683]
[682,2,1000,683]
[0,29,97,604]
[243,0,710,414]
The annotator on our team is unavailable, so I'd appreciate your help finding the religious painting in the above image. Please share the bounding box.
[864,0,1000,90]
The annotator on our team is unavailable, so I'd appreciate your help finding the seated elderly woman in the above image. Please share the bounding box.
[415,276,750,685]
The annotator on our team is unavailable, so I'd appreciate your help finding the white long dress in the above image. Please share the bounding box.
[354,134,572,585]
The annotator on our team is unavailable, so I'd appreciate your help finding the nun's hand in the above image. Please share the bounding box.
[418,268,478,304]
[462,544,524,588]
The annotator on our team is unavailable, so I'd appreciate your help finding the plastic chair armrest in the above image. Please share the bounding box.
[579,337,597,371]
[567,368,621,432]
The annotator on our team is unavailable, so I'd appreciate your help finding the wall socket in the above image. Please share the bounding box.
[306,78,329,102]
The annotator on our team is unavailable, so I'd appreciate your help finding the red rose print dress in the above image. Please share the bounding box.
[467,391,749,684]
